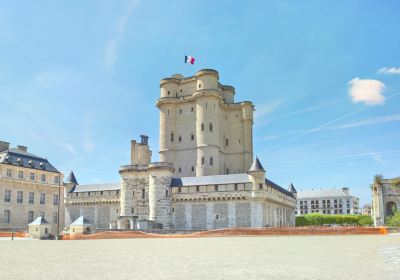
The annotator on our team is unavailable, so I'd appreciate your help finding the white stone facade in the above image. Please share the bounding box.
[296,188,359,216]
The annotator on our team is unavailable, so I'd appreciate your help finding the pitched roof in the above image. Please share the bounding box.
[170,173,294,198]
[66,171,78,185]
[171,174,250,187]
[29,216,49,225]
[297,189,357,199]
[265,178,294,198]
[70,216,93,226]
[71,182,120,193]
[0,148,59,173]
[248,157,265,172]
[288,183,297,193]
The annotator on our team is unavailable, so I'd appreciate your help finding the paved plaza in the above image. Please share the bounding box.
[1,234,399,279]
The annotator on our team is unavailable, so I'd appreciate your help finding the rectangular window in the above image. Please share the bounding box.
[196,186,200,192]
[234,184,238,191]
[4,190,11,202]
[4,210,10,223]
[131,208,134,214]
[40,193,46,205]
[30,172,35,181]
[142,189,145,199]
[54,176,59,184]
[6,169,12,178]
[116,190,120,195]
[347,209,350,214]
[100,191,104,195]
[29,192,34,204]
[53,212,58,224]
[214,185,218,191]
[41,174,46,182]
[53,194,59,206]
[28,211,34,223]
[18,170,24,179]
[178,187,181,193]
[17,191,23,203]
[191,134,194,140]
[170,133,174,142]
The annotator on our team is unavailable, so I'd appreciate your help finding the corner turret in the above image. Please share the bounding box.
[247,157,266,195]
[288,183,297,199]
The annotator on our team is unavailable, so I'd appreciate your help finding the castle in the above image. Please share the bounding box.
[64,69,297,230]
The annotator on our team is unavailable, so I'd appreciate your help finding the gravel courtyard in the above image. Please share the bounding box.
[1,234,399,280]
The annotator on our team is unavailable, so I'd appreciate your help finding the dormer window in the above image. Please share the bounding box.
[17,158,23,165]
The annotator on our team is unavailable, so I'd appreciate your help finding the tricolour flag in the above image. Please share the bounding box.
[185,55,195,64]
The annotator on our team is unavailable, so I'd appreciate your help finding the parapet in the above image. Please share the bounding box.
[195,69,219,79]
[148,162,174,172]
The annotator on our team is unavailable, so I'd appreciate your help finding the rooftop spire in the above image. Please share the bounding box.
[288,183,297,193]
[248,157,265,172]
[66,171,78,185]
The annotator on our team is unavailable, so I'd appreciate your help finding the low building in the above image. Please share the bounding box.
[28,216,51,239]
[296,188,359,215]
[0,141,64,235]
[371,176,400,226]
[361,204,372,216]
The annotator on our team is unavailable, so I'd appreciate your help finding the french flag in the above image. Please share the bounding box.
[185,55,195,64]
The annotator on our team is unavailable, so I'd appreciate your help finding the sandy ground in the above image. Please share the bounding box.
[0,234,399,280]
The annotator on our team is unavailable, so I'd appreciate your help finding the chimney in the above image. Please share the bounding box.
[342,187,349,194]
[140,135,149,145]
[0,141,10,152]
[17,145,28,152]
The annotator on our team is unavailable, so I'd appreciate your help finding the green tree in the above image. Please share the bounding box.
[386,211,400,227]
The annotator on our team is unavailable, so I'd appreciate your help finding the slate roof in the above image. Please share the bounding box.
[297,189,356,199]
[70,216,93,226]
[170,173,294,198]
[66,171,78,185]
[0,148,59,173]
[248,157,265,172]
[265,178,295,198]
[71,182,120,193]
[171,174,250,187]
[288,183,297,193]
[29,216,49,225]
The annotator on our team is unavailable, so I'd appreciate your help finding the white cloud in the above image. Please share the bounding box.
[104,0,141,74]
[378,67,400,75]
[348,78,385,105]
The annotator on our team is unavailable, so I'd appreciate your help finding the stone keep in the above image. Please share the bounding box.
[157,69,254,177]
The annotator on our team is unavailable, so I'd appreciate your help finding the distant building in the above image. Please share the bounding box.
[296,188,359,216]
[371,176,400,226]
[0,141,64,235]
[361,204,372,216]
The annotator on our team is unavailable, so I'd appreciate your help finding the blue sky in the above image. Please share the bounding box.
[1,0,399,205]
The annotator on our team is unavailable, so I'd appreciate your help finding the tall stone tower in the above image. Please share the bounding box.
[148,162,174,229]
[157,69,254,177]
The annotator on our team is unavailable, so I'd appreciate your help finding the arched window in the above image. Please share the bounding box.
[201,157,205,165]
[201,123,204,131]
[210,157,213,165]
[386,201,397,216]
[209,123,213,132]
